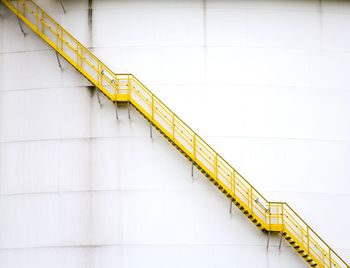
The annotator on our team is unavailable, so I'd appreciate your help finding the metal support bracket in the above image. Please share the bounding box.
[115,101,119,120]
[97,89,103,109]
[191,162,194,178]
[266,231,271,252]
[127,101,131,120]
[59,0,67,14]
[17,17,26,36]
[279,232,283,254]
[230,199,233,215]
[149,122,153,139]
[56,51,63,71]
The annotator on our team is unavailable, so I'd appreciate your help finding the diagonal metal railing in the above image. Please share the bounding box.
[1,0,349,267]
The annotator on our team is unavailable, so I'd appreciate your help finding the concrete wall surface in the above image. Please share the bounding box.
[0,0,349,267]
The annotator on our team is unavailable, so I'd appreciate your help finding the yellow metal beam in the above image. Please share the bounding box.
[1,1,349,267]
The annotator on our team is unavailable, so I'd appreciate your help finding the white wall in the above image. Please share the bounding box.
[0,0,349,267]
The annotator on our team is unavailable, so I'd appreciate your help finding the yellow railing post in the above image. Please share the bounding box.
[55,23,59,48]
[97,62,101,86]
[268,203,271,231]
[114,81,117,103]
[127,75,131,100]
[35,5,38,31]
[249,186,253,212]
[307,226,310,255]
[172,114,175,140]
[151,95,154,121]
[232,171,236,196]
[41,8,44,33]
[76,43,79,67]
[114,75,118,101]
[214,154,218,179]
[60,27,63,50]
[193,134,197,160]
[281,204,284,231]
[323,250,325,267]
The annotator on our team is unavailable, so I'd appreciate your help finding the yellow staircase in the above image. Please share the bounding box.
[1,1,349,267]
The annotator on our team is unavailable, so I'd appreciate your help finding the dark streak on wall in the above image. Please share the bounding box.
[319,0,323,50]
[88,0,93,48]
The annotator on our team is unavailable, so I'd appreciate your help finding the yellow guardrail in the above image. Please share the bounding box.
[2,0,348,267]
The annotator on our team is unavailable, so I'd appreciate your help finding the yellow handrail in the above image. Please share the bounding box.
[2,1,348,267]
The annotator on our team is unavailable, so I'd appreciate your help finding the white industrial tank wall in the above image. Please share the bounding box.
[0,1,349,267]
